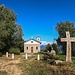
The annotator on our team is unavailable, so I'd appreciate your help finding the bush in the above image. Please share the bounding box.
[9,47,20,55]
[43,53,55,60]
[43,53,56,65]
[0,52,2,57]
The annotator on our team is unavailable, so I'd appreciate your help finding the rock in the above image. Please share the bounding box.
[51,50,56,56]
[55,60,63,64]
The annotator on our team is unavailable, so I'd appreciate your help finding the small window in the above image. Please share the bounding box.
[26,47,28,50]
[36,47,38,50]
[31,41,33,43]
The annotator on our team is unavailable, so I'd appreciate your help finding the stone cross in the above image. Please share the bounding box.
[6,52,8,57]
[37,54,40,60]
[12,53,14,59]
[61,31,75,62]
[25,53,28,59]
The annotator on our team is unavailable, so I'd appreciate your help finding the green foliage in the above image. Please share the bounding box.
[9,47,20,55]
[56,21,75,56]
[0,52,2,57]
[44,44,51,52]
[0,5,24,53]
[43,53,55,60]
[12,25,24,52]
[51,43,59,54]
[43,52,56,65]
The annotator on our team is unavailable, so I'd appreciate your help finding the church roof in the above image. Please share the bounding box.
[25,38,41,44]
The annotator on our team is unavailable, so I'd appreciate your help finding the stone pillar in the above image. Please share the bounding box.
[37,54,40,60]
[12,53,14,59]
[6,52,8,57]
[25,53,28,59]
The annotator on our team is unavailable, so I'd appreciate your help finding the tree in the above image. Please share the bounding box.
[0,5,24,53]
[12,25,24,52]
[44,44,51,52]
[56,21,75,56]
[51,43,59,54]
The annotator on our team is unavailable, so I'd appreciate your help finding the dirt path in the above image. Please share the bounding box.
[0,57,22,75]
[0,54,37,75]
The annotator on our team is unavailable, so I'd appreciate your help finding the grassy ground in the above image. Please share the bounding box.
[0,71,7,75]
[0,53,75,75]
[18,53,75,75]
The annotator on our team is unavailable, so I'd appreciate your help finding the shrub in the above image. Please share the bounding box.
[43,53,56,65]
[9,47,20,55]
[0,52,2,57]
[43,53,55,60]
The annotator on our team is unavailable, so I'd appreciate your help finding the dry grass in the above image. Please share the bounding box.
[18,54,75,75]
[0,54,22,75]
[0,53,75,75]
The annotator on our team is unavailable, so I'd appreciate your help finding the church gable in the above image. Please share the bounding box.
[24,39,40,44]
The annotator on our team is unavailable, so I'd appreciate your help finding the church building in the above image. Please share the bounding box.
[24,36,41,53]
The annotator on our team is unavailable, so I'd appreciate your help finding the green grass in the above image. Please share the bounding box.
[17,53,75,75]
[56,55,66,61]
[56,54,75,63]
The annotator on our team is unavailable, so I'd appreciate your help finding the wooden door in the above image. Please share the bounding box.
[31,47,33,53]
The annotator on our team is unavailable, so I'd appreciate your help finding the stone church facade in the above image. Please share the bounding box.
[24,36,41,53]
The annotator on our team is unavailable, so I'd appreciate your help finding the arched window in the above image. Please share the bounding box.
[36,47,38,50]
[26,47,28,50]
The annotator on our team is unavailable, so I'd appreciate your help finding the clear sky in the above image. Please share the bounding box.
[0,0,75,43]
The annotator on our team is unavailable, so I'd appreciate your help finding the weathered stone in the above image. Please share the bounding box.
[12,53,14,59]
[6,52,8,57]
[61,31,75,62]
[55,60,63,64]
[37,54,40,60]
[25,53,28,59]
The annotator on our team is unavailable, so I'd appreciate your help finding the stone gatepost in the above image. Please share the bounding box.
[37,54,40,60]
[25,53,28,59]
[12,53,14,59]
[6,52,8,57]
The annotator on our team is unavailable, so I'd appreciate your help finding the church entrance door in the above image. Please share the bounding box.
[31,47,33,53]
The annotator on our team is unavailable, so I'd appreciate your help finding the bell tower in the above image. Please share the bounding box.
[36,36,40,41]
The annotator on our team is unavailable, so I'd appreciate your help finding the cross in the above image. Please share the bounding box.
[61,31,75,62]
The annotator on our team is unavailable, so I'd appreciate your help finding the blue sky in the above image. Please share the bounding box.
[0,0,75,43]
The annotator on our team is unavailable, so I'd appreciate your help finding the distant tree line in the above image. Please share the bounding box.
[44,43,59,54]
[0,5,24,55]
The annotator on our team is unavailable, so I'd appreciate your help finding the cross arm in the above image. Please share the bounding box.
[70,38,75,42]
[61,38,68,42]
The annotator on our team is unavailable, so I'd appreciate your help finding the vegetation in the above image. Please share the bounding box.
[0,52,2,57]
[44,43,59,55]
[0,71,7,75]
[0,52,75,75]
[9,47,20,55]
[44,44,51,52]
[0,5,24,54]
[17,53,75,75]
[56,21,75,56]
[52,43,59,54]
